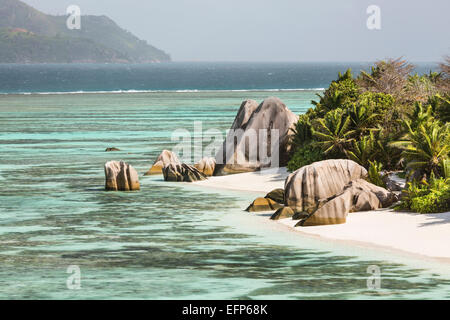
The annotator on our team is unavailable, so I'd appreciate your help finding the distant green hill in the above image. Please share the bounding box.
[0,0,171,63]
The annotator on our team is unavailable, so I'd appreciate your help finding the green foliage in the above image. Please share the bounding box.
[0,28,128,63]
[367,160,386,188]
[346,133,377,167]
[287,143,324,172]
[0,1,170,63]
[391,111,449,179]
[397,171,407,179]
[358,92,397,130]
[359,91,395,113]
[290,114,313,148]
[289,57,449,181]
[408,103,435,129]
[443,159,450,179]
[346,103,380,138]
[428,94,450,122]
[371,125,403,170]
[312,108,354,157]
[311,69,360,117]
[396,176,450,213]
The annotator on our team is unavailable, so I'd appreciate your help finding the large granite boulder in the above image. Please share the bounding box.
[145,150,180,175]
[214,97,298,175]
[104,161,140,191]
[297,179,397,226]
[284,159,368,213]
[163,163,207,182]
[230,99,259,130]
[194,157,216,176]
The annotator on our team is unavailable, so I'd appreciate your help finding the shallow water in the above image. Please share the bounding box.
[0,91,449,299]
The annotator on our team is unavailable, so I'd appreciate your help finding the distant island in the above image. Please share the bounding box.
[0,0,171,63]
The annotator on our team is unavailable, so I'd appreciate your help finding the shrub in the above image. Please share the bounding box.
[290,114,313,150]
[391,114,449,180]
[410,188,450,213]
[311,69,360,117]
[359,91,395,115]
[346,133,377,168]
[312,108,354,158]
[396,176,450,213]
[287,57,449,179]
[428,94,450,123]
[367,160,386,187]
[287,143,324,172]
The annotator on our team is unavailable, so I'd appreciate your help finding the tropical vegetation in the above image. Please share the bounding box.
[288,57,450,213]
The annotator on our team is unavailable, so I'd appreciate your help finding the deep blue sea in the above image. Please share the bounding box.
[0,62,438,94]
[0,62,449,299]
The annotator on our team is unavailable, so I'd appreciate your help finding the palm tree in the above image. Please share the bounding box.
[408,102,435,129]
[345,133,377,167]
[372,125,403,170]
[312,109,355,156]
[429,94,450,123]
[443,159,450,179]
[391,121,449,179]
[291,114,313,149]
[347,103,380,138]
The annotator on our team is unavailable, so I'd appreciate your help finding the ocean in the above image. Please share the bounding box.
[0,62,449,299]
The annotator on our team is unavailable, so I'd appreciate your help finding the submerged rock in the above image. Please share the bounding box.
[145,150,180,175]
[214,97,298,175]
[245,197,283,212]
[270,207,295,220]
[194,157,216,176]
[104,161,140,191]
[163,163,207,182]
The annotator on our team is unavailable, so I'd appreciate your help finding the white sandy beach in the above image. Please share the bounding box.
[193,167,290,193]
[193,168,450,261]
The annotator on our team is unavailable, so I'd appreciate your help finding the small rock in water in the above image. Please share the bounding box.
[104,160,140,191]
[145,150,180,175]
[105,147,120,152]
[163,163,207,182]
[194,157,216,176]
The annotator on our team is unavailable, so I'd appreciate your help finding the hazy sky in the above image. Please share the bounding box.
[22,0,450,62]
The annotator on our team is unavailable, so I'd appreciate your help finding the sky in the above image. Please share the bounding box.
[22,0,450,62]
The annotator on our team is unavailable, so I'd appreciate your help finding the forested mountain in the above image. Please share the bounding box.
[0,0,171,63]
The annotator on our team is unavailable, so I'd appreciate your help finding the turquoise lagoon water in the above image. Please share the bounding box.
[0,90,449,299]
